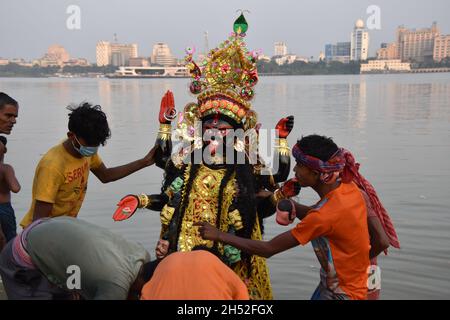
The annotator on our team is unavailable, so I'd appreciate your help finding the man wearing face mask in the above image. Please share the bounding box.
[20,103,157,228]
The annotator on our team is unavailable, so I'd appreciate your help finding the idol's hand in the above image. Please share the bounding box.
[113,195,139,221]
[275,115,294,138]
[276,199,297,226]
[280,178,301,198]
[194,222,221,241]
[155,239,170,260]
[158,90,176,124]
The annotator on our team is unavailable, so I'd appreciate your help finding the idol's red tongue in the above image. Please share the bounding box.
[208,140,219,156]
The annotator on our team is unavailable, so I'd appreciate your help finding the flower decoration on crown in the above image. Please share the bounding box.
[183,12,260,130]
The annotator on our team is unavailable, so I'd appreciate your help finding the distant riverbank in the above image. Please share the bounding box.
[2,59,450,78]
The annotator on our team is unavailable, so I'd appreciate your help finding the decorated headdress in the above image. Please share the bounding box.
[183,12,260,131]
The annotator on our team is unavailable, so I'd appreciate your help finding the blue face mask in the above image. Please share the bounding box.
[72,136,99,157]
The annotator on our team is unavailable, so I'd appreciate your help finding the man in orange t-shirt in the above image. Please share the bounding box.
[196,135,399,300]
[140,248,249,300]
[291,181,370,300]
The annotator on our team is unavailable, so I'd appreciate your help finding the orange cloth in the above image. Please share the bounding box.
[141,251,250,300]
[291,182,370,300]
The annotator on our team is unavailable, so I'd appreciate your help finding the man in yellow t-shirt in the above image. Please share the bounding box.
[21,103,158,228]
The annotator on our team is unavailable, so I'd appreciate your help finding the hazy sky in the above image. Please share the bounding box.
[1,0,449,62]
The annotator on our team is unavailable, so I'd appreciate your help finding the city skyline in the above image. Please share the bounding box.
[1,0,450,63]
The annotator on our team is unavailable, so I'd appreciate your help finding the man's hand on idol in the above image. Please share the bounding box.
[194,222,221,241]
[142,144,158,167]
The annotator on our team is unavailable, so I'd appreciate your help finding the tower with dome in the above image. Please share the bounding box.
[351,19,370,61]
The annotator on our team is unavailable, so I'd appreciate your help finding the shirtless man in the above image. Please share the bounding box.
[0,136,21,250]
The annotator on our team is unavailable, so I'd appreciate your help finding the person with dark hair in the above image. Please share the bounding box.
[0,216,153,300]
[0,93,19,135]
[20,102,158,228]
[197,134,400,300]
[0,136,21,251]
[140,247,249,300]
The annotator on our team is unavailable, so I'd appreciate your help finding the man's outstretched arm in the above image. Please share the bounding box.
[195,222,299,258]
[92,145,157,183]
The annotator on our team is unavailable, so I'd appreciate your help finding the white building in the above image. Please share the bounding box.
[274,42,288,56]
[258,55,271,63]
[296,56,309,63]
[274,55,309,66]
[113,66,188,78]
[96,41,111,66]
[64,58,90,67]
[10,59,33,67]
[151,43,177,66]
[434,34,450,62]
[96,41,138,67]
[397,22,440,62]
[274,54,294,66]
[360,59,411,73]
[351,19,370,61]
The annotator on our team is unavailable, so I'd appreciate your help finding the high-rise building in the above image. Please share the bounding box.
[325,44,336,60]
[111,43,137,66]
[96,41,138,66]
[325,42,351,63]
[151,43,177,66]
[433,35,450,62]
[274,42,288,56]
[351,19,370,61]
[96,41,111,66]
[397,22,440,62]
[336,42,351,57]
[377,43,398,60]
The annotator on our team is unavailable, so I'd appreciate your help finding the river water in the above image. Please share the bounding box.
[1,73,449,299]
